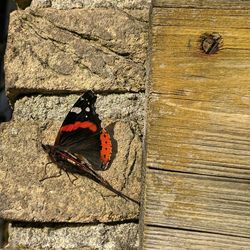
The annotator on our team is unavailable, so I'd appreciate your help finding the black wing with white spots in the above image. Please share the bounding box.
[54,90,102,147]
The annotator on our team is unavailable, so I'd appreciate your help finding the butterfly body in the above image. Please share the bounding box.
[41,91,139,205]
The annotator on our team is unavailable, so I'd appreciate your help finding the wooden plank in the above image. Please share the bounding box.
[153,8,250,28]
[144,226,250,249]
[153,0,250,9]
[152,9,250,93]
[146,93,250,178]
[144,170,250,237]
[146,7,250,178]
[142,1,250,248]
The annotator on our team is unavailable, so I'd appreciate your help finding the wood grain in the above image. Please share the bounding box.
[144,226,250,249]
[153,0,250,9]
[144,170,250,237]
[153,8,250,27]
[152,9,250,95]
[146,93,250,179]
[143,1,250,248]
[146,6,250,179]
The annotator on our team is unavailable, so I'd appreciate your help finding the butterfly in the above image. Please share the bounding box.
[41,90,139,205]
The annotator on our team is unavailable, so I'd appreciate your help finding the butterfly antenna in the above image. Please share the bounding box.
[96,176,140,205]
[107,185,140,205]
[74,159,140,205]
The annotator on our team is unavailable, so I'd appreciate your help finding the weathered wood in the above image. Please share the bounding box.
[152,9,250,93]
[147,5,250,179]
[153,8,250,28]
[153,0,250,9]
[144,226,250,249]
[144,170,250,237]
[147,94,250,179]
[143,0,250,248]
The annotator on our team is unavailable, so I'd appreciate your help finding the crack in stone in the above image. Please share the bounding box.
[104,46,132,59]
[29,11,101,42]
[22,20,105,79]
[76,60,105,79]
[11,219,139,228]
[27,45,48,68]
[118,8,149,24]
[20,11,141,83]
[24,21,67,46]
[127,150,137,181]
[16,11,148,95]
[20,18,106,78]
[27,45,71,76]
[54,25,133,60]
[50,23,99,43]
[18,17,74,76]
[28,11,135,60]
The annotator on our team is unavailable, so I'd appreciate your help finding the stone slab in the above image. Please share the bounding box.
[31,0,151,9]
[7,222,138,249]
[5,8,148,100]
[0,93,144,223]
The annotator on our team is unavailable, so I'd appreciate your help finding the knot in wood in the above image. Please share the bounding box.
[200,33,222,55]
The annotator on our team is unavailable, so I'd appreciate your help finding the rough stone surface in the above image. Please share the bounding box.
[13,93,145,132]
[7,222,139,249]
[31,0,151,10]
[31,0,52,9]
[5,8,148,100]
[0,93,144,223]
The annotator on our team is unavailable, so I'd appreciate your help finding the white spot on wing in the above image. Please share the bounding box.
[71,107,82,114]
[85,107,90,112]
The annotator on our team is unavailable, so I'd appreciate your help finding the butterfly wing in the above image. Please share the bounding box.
[55,90,112,169]
[55,90,102,145]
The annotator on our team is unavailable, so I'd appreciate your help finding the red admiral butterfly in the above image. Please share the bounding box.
[41,90,139,205]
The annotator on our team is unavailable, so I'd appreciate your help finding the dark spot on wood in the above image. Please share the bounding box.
[200,32,222,55]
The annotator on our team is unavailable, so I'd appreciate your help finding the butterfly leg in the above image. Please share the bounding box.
[65,171,78,185]
[39,161,53,181]
[71,173,78,184]
[40,164,62,182]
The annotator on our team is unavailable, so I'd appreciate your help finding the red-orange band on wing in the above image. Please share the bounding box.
[60,121,97,133]
[100,129,112,166]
